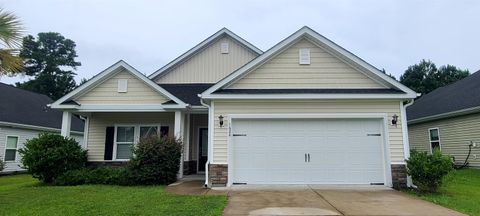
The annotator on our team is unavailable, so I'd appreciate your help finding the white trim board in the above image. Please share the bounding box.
[201,26,417,99]
[51,60,187,109]
[0,121,84,135]
[148,28,263,80]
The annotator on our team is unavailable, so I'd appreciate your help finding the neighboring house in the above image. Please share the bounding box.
[0,83,84,172]
[51,26,417,188]
[407,70,480,168]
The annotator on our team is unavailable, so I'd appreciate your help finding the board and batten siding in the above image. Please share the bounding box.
[409,112,480,167]
[0,126,83,172]
[76,70,169,104]
[154,36,258,84]
[228,39,386,89]
[86,112,174,161]
[212,100,405,164]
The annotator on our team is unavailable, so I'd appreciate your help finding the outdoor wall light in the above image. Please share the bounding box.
[391,114,399,127]
[219,115,224,127]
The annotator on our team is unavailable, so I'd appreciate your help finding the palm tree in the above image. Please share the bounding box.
[0,8,23,75]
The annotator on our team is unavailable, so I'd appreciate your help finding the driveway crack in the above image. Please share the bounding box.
[308,185,345,216]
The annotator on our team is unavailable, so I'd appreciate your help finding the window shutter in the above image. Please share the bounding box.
[104,127,115,160]
[160,126,169,137]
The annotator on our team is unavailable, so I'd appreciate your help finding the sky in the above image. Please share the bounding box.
[1,0,479,85]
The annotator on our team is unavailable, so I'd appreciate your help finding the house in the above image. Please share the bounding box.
[51,26,417,188]
[407,70,480,168]
[0,83,84,172]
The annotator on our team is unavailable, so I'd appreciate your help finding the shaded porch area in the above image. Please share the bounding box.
[60,110,208,178]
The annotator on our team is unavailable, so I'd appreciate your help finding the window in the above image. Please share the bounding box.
[429,128,441,152]
[117,79,128,93]
[115,126,135,160]
[114,125,161,160]
[5,136,18,161]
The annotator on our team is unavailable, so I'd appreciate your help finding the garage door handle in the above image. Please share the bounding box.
[233,134,247,136]
[305,154,307,162]
[308,153,310,162]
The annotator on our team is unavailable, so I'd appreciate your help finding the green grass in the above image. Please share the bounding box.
[407,169,480,216]
[0,174,226,216]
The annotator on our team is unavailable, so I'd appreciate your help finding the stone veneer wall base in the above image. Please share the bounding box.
[391,164,407,189]
[208,164,228,187]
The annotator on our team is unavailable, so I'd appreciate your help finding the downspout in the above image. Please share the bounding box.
[199,96,211,188]
[401,98,415,187]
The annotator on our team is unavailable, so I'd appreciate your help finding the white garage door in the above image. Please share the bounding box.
[231,118,385,185]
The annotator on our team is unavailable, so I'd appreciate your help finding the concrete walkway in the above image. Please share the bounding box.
[166,181,466,216]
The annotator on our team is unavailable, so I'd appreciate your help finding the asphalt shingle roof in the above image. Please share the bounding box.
[158,83,214,106]
[407,70,480,121]
[0,83,84,132]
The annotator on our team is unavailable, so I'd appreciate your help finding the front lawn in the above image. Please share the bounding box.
[0,174,226,216]
[408,169,480,216]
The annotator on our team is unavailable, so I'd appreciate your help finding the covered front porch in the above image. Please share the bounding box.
[60,110,208,178]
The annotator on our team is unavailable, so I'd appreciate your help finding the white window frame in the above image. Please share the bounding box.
[4,135,19,162]
[428,127,441,153]
[112,124,161,161]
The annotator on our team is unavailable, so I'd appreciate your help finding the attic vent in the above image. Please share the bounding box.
[221,42,229,54]
[117,79,128,93]
[299,48,310,65]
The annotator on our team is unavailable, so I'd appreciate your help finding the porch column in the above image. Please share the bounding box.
[61,111,72,137]
[174,111,184,178]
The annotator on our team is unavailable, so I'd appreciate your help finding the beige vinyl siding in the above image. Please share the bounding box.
[212,100,405,164]
[188,114,208,161]
[154,36,258,84]
[228,39,386,89]
[0,127,83,172]
[409,112,480,167]
[76,70,169,104]
[86,112,174,161]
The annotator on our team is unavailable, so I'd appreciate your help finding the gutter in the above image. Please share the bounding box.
[408,105,480,125]
[401,99,415,187]
[199,96,211,188]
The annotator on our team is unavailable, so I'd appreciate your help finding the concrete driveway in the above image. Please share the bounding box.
[218,185,466,216]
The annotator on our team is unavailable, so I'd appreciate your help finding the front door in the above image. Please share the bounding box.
[198,128,208,172]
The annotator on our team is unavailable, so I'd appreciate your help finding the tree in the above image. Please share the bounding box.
[0,8,24,75]
[400,60,469,95]
[381,68,396,80]
[16,32,81,100]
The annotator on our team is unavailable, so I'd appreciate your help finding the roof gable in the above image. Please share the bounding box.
[51,60,187,109]
[75,70,170,104]
[148,28,263,81]
[202,26,417,99]
[227,38,386,89]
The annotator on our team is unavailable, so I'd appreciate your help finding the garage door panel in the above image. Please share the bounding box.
[232,118,385,184]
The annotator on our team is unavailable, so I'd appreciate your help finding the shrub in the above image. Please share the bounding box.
[128,136,182,185]
[406,149,453,193]
[55,167,134,186]
[0,157,5,172]
[19,133,87,184]
[54,169,88,186]
[86,166,134,185]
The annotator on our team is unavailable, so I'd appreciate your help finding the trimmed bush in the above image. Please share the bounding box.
[19,133,87,184]
[55,167,134,186]
[406,149,453,193]
[128,136,182,185]
[0,157,5,172]
[54,169,88,186]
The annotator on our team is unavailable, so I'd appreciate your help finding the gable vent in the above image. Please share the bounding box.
[221,42,229,54]
[299,48,310,65]
[117,79,128,93]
